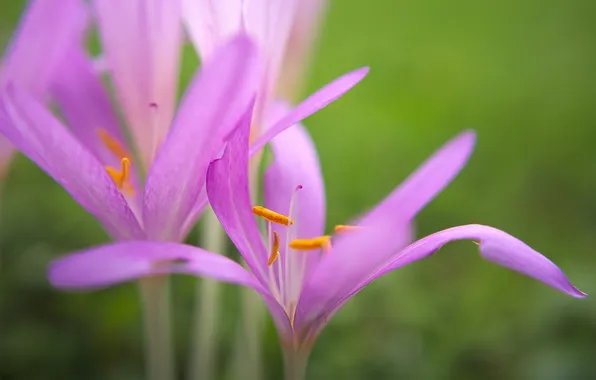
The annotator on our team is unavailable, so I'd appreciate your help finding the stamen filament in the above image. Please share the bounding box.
[268,231,281,266]
[97,129,129,159]
[334,225,362,233]
[252,205,294,226]
[289,236,332,253]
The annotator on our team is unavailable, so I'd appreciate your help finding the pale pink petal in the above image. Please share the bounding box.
[181,0,243,60]
[93,0,182,167]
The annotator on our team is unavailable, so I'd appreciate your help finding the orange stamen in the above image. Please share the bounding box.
[268,231,281,266]
[97,129,129,159]
[289,235,331,253]
[334,225,362,234]
[106,157,134,195]
[252,205,294,226]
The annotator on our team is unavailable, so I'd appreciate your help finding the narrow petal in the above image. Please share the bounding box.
[50,47,131,170]
[93,0,182,167]
[0,0,88,175]
[298,224,586,331]
[358,130,477,225]
[249,67,370,156]
[48,240,293,337]
[181,0,243,60]
[295,131,476,329]
[48,241,259,290]
[0,86,143,240]
[206,107,270,286]
[143,35,259,242]
[1,0,88,98]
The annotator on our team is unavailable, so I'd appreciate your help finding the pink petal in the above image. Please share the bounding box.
[93,0,182,167]
[50,47,131,170]
[143,35,259,242]
[249,67,370,156]
[48,241,260,290]
[0,0,88,176]
[296,131,477,329]
[181,0,243,60]
[206,107,270,286]
[0,86,143,240]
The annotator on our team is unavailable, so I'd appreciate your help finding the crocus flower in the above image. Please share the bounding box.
[47,102,585,377]
[0,0,87,178]
[204,115,585,355]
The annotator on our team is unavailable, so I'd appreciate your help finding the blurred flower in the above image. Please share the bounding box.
[0,0,87,179]
[278,0,328,99]
[182,0,326,134]
[47,104,586,371]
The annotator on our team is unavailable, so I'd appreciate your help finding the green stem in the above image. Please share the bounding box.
[188,207,226,380]
[283,347,310,380]
[139,276,174,380]
[231,287,264,380]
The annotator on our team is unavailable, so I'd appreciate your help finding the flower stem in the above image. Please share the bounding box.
[188,207,225,380]
[283,347,310,380]
[139,275,174,380]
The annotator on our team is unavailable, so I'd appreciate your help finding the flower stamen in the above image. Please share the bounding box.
[252,205,294,226]
[268,231,281,266]
[106,157,134,195]
[97,128,129,159]
[334,225,362,233]
[289,235,332,253]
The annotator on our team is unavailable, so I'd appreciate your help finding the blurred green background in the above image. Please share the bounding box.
[2,0,596,379]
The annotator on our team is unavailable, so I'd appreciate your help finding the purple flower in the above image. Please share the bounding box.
[204,111,585,350]
[0,0,87,177]
[47,102,585,354]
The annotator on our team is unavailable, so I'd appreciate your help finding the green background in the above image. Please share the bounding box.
[1,0,596,379]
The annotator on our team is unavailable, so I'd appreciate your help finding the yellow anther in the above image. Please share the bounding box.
[334,225,362,234]
[252,205,294,226]
[97,128,129,159]
[268,231,281,266]
[106,157,134,195]
[289,235,332,253]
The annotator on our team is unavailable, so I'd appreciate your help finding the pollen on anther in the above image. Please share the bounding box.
[334,225,362,234]
[268,231,281,266]
[289,236,332,252]
[106,157,134,195]
[252,205,294,226]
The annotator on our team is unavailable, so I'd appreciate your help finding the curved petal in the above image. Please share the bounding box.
[298,224,586,331]
[206,107,270,286]
[0,86,144,240]
[249,67,370,156]
[358,130,476,225]
[49,241,259,290]
[93,0,182,167]
[143,35,259,242]
[48,239,293,337]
